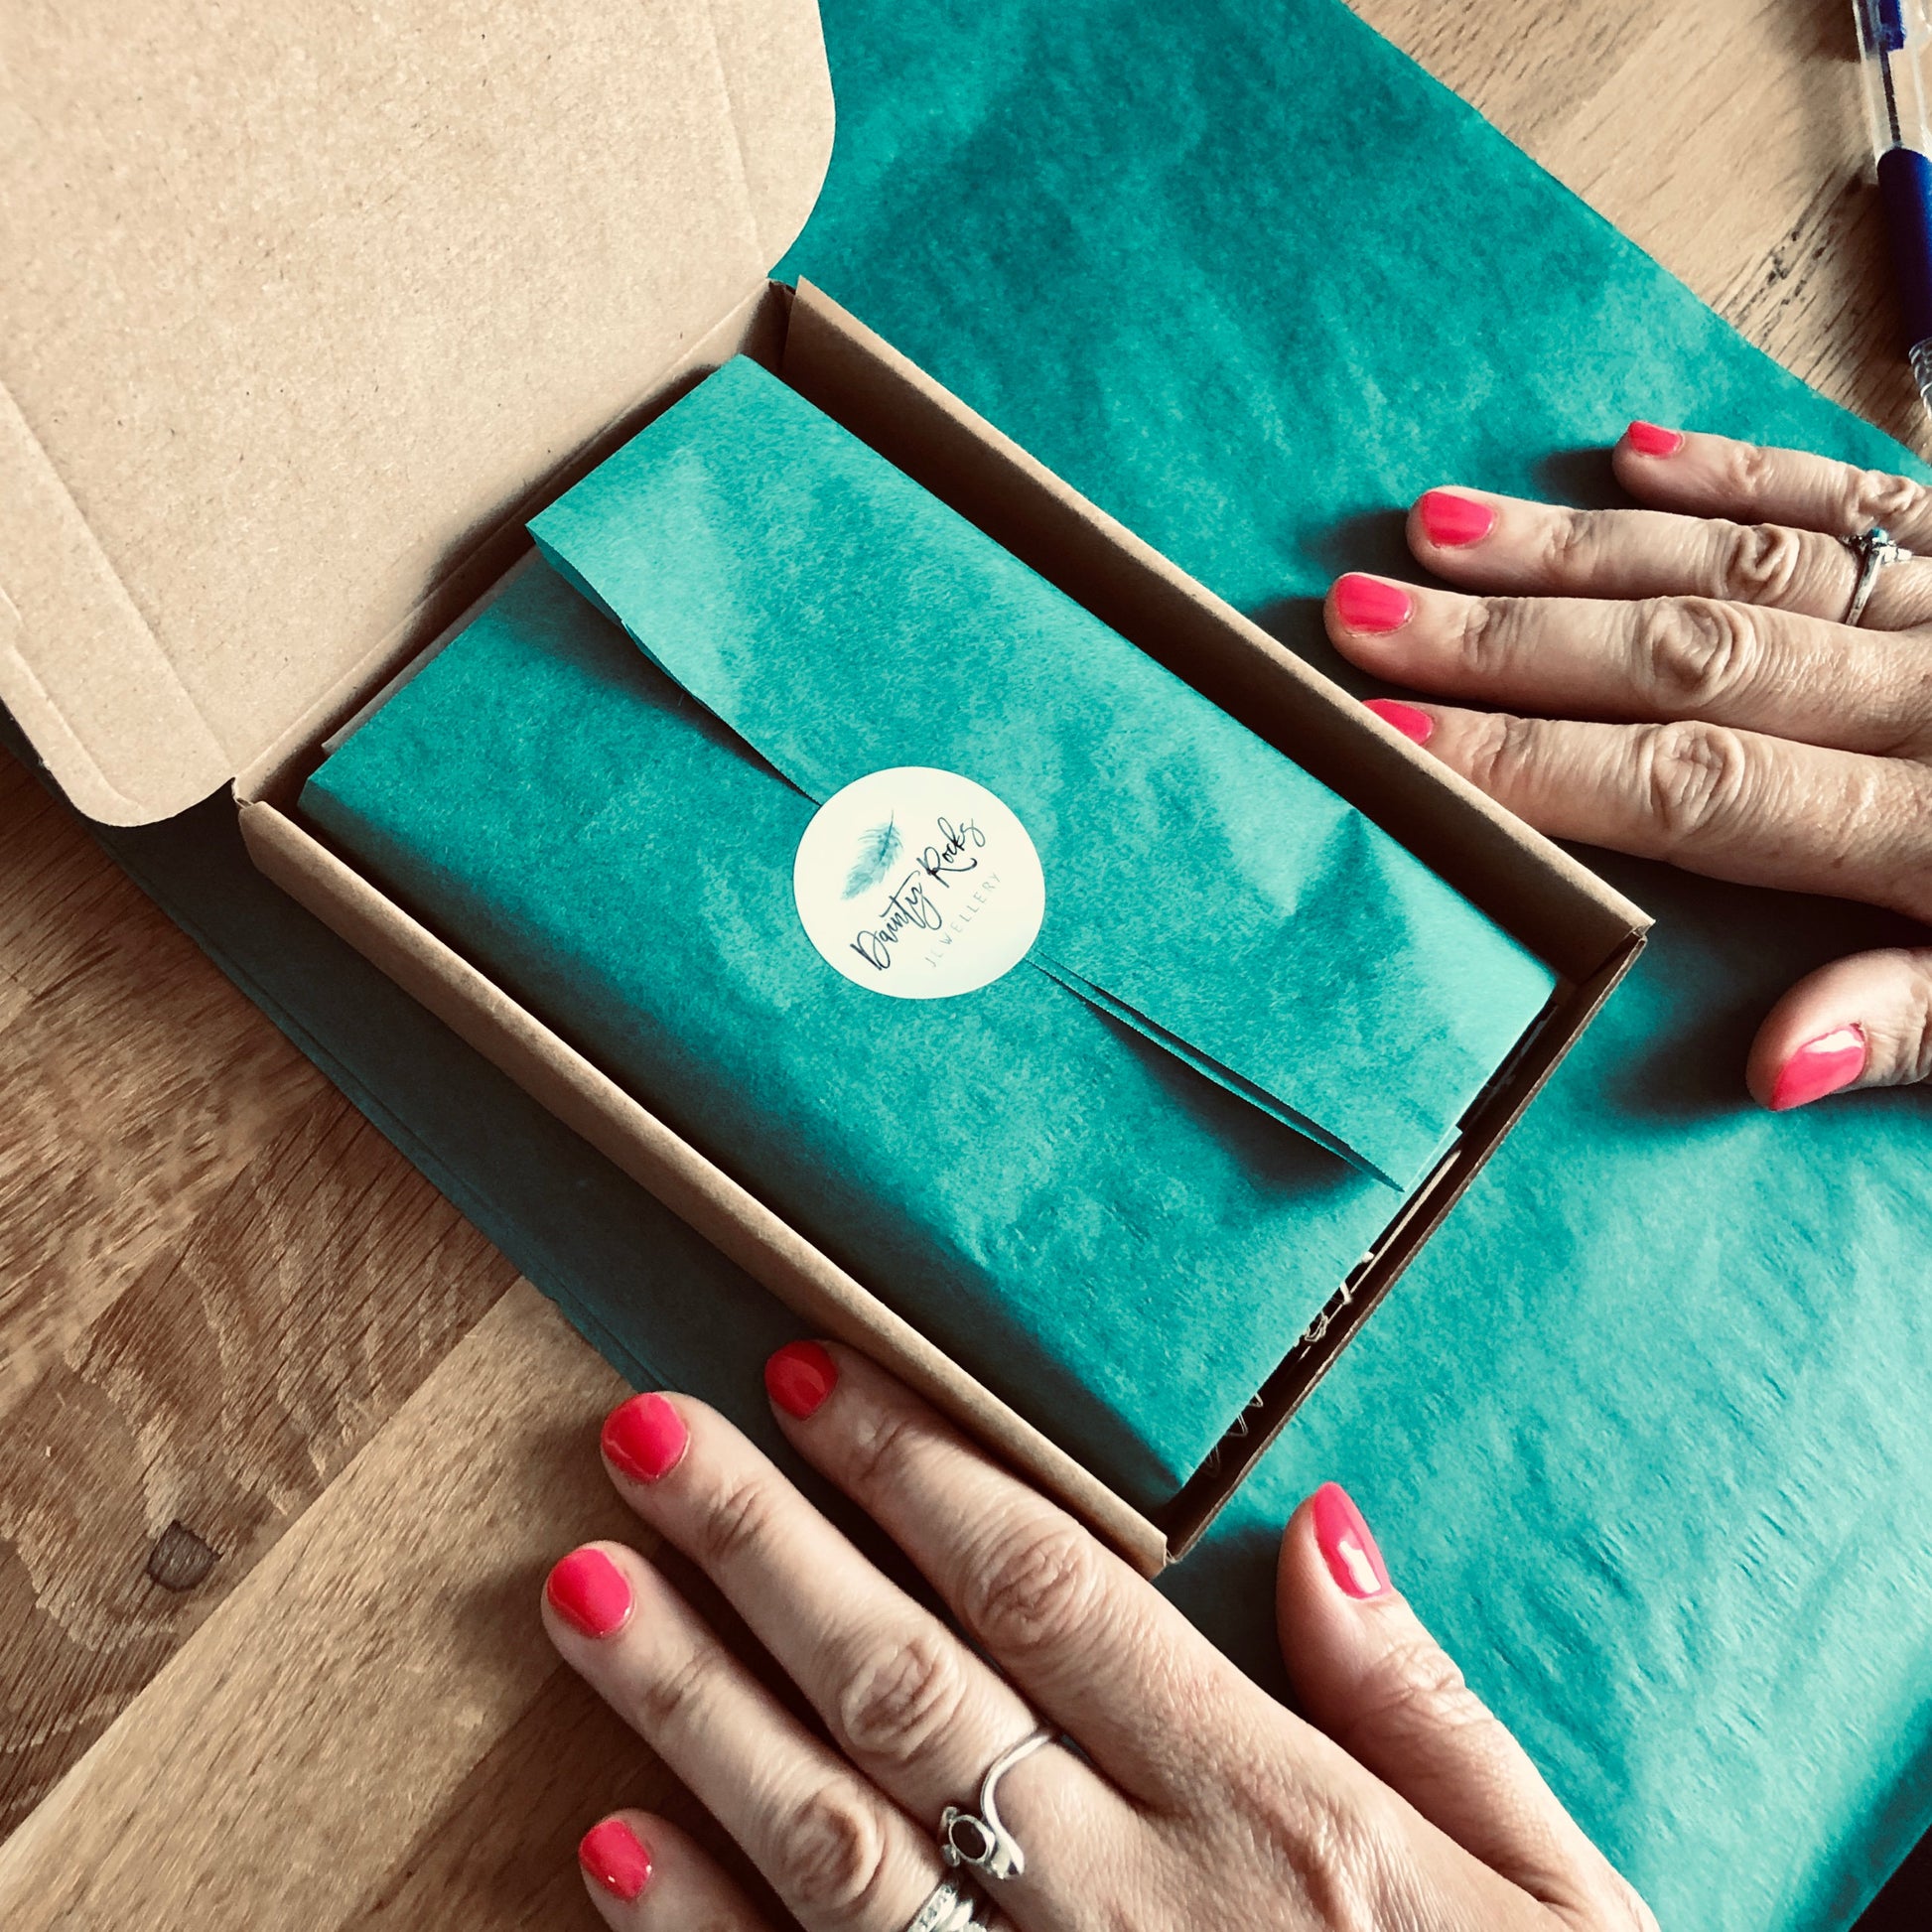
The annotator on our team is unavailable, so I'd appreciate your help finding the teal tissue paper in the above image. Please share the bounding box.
[306,561,1399,1507]
[531,355,1554,1189]
[303,366,1555,1507]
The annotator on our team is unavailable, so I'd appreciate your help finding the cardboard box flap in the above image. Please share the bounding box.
[0,0,833,825]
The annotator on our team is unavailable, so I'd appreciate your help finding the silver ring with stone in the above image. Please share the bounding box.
[938,1725,1054,1883]
[899,1874,990,1932]
[1839,524,1913,627]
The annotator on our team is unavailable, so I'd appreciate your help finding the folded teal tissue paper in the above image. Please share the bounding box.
[532,355,1553,1189]
[304,360,1554,1509]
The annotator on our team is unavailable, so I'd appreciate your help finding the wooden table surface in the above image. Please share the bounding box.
[1,3,1924,1924]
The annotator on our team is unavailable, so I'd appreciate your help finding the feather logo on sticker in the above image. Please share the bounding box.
[793,767,1045,999]
[841,817,903,898]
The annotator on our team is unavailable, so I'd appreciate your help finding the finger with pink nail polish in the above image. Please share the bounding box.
[546,1546,634,1640]
[1331,573,1415,634]
[1623,420,1685,457]
[1363,698,1435,747]
[574,1809,770,1925]
[1747,948,1932,1113]
[1415,489,1497,548]
[1769,1027,1866,1111]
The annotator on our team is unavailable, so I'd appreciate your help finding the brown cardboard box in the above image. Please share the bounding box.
[2,1,1646,1573]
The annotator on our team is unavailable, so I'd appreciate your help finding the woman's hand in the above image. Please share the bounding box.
[1326,425,1932,1112]
[543,1342,1653,1930]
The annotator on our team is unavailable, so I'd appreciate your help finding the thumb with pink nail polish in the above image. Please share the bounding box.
[1746,947,1932,1112]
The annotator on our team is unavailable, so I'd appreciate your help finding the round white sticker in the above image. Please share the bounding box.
[792,766,1045,1000]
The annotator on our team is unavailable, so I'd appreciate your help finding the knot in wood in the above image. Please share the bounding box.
[146,1520,219,1593]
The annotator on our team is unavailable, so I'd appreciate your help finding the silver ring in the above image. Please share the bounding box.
[938,1725,1054,1883]
[899,1874,990,1932]
[1839,524,1912,626]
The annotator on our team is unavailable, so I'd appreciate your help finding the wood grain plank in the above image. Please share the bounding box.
[0,1099,518,1836]
[1717,170,1926,442]
[332,1626,803,1931]
[0,752,337,1423]
[339,1666,670,1930]
[0,1285,633,1929]
[0,745,522,1836]
[1543,0,1857,293]
[0,748,153,1000]
[0,963,29,1038]
[338,1539,810,1930]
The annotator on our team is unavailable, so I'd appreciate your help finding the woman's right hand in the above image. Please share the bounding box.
[543,1344,1654,1932]
[1325,425,1932,1112]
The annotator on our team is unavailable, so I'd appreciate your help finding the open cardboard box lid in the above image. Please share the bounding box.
[1,0,835,825]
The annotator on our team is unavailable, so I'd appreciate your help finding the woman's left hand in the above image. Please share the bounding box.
[542,1341,1653,1931]
[1325,425,1932,1113]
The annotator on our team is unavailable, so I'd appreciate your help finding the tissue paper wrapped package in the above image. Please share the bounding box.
[303,356,1556,1508]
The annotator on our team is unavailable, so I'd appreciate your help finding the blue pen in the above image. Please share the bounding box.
[1857,0,1932,413]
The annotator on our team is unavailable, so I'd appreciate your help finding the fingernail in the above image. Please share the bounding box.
[1332,573,1414,633]
[765,1339,838,1419]
[1624,420,1685,457]
[579,1818,653,1901]
[1363,698,1434,746]
[546,1547,633,1639]
[1417,488,1496,547]
[602,1392,689,1483]
[1311,1481,1392,1600]
[1769,1025,1866,1111]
